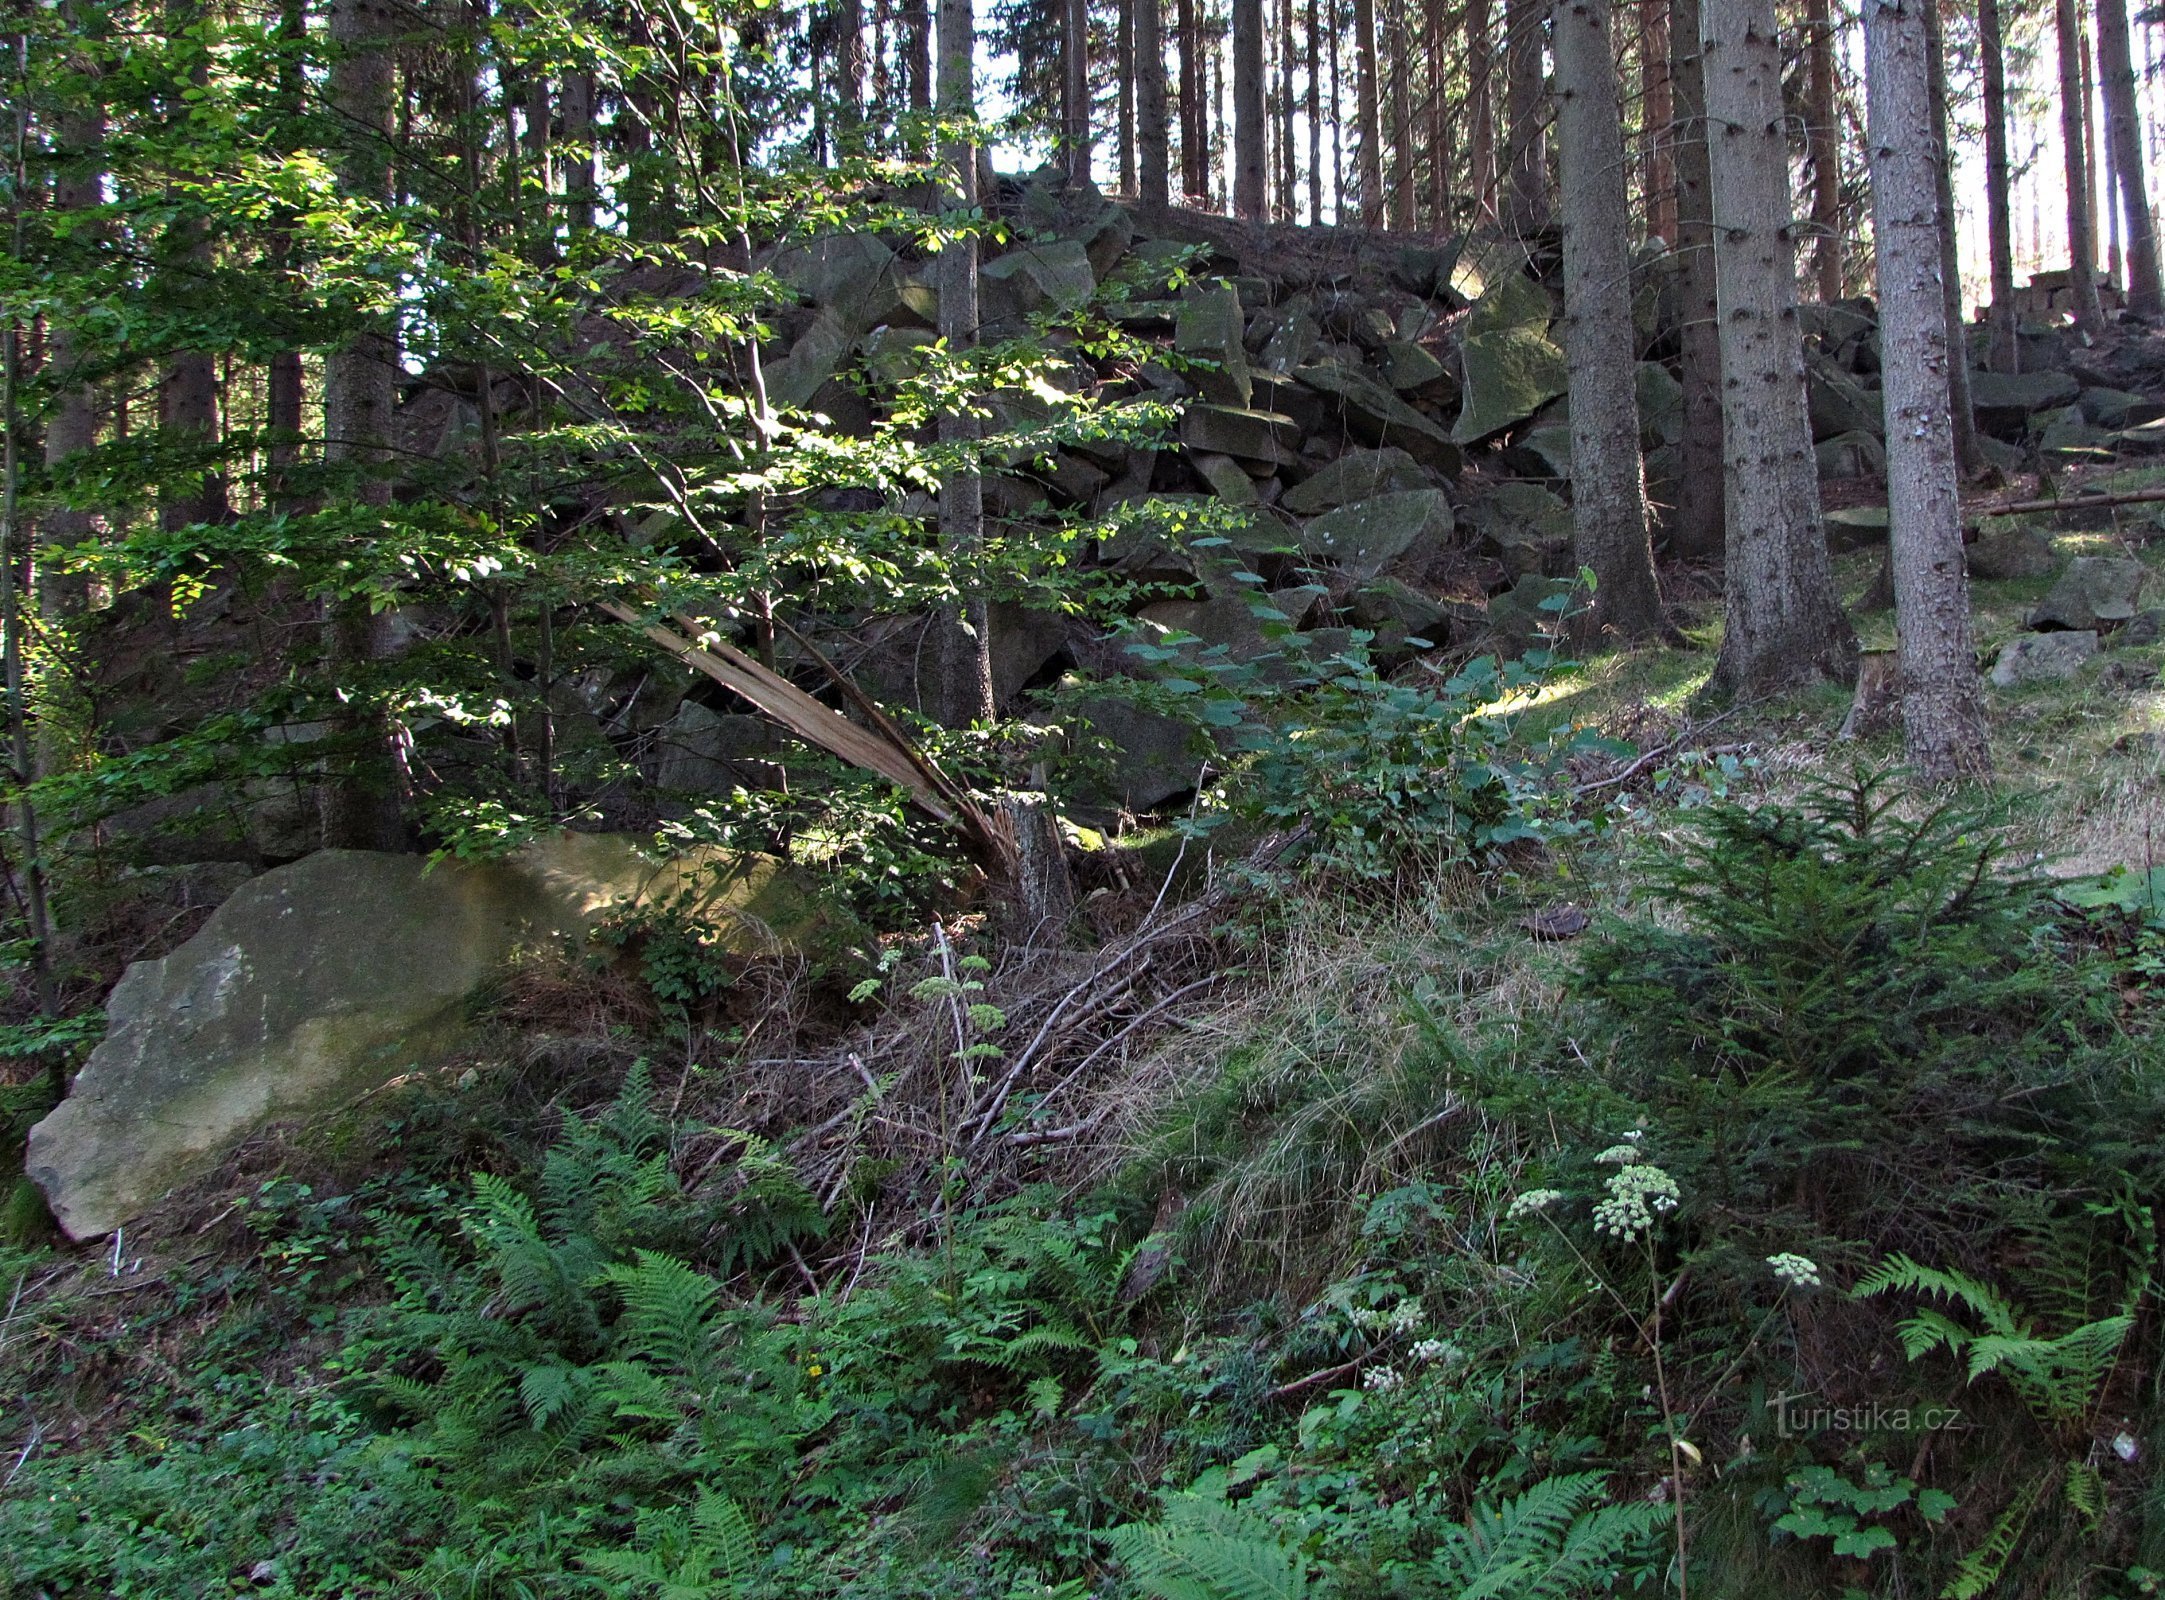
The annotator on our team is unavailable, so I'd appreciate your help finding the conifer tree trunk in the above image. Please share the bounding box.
[561,69,596,231]
[1701,0,1856,692]
[1979,0,2019,370]
[1864,0,1989,778]
[1922,0,1986,476]
[1468,0,1497,221]
[836,0,866,146]
[1669,0,1723,558]
[42,29,102,618]
[1554,0,1664,637]
[1642,0,1674,244]
[1387,0,1414,228]
[2057,0,2106,332]
[162,0,227,536]
[2096,0,2162,313]
[1353,0,1383,221]
[1804,0,1841,298]
[904,0,932,109]
[268,0,305,499]
[1503,0,1548,229]
[1120,0,1138,192]
[1280,0,1299,216]
[1428,0,1451,229]
[935,0,993,727]
[324,0,407,849]
[1307,0,1324,220]
[1180,0,1207,199]
[1139,0,1172,208]
[1233,0,1267,214]
[1064,0,1093,179]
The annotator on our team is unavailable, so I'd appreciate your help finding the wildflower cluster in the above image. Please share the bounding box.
[1592,1163,1680,1242]
[1766,1253,1823,1290]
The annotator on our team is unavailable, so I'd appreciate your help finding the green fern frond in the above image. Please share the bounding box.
[1104,1512,1311,1600]
[602,1249,721,1382]
[1943,1473,2047,1600]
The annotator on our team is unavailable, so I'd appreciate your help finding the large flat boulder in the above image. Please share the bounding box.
[1969,369,2081,437]
[2029,555,2148,631]
[1175,284,1253,407]
[1298,489,1454,580]
[1296,362,1463,473]
[1281,446,1429,514]
[26,838,832,1240]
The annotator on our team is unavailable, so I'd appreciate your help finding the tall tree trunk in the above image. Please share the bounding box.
[162,0,227,537]
[1386,0,1413,227]
[42,37,102,619]
[1669,0,1723,558]
[1233,0,1267,214]
[904,0,932,110]
[836,0,867,149]
[1120,0,1138,192]
[1863,0,1988,779]
[1280,0,1299,217]
[561,70,596,232]
[2057,0,2106,333]
[1701,0,1857,693]
[935,0,994,727]
[1503,0,1547,229]
[1643,0,1674,244]
[268,0,305,505]
[2097,0,2162,313]
[1330,2,1344,215]
[1139,0,1171,208]
[1353,0,1383,221]
[1554,0,1664,638]
[1979,0,2019,370]
[323,0,407,850]
[1428,0,1451,229]
[1804,0,1841,299]
[1064,0,1093,180]
[1180,0,1207,199]
[1307,0,1324,220]
[1468,0,1497,221]
[1922,0,1987,476]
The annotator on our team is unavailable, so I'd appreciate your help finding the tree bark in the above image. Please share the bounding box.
[1386,0,1414,228]
[1920,0,1986,476]
[1468,0,1497,221]
[1863,0,1989,779]
[936,0,994,727]
[1668,0,1723,558]
[2096,0,2162,313]
[1120,0,1137,192]
[1064,0,1093,180]
[1307,0,1324,220]
[2056,0,2106,333]
[836,0,867,148]
[1353,0,1384,222]
[1643,0,1675,244]
[1428,0,1451,229]
[41,37,102,619]
[560,70,596,232]
[1179,0,1207,200]
[1979,0,2018,370]
[1554,0,1664,638]
[1804,0,1842,299]
[904,0,932,110]
[162,0,227,537]
[1701,0,1856,693]
[1280,0,1300,217]
[322,0,407,851]
[1503,0,1548,229]
[1139,0,1171,208]
[1233,0,1267,214]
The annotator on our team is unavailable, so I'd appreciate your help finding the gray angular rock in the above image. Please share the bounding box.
[1071,693,1203,811]
[1635,361,1684,447]
[1968,369,2082,437]
[762,307,857,410]
[1188,450,1261,503]
[1479,574,1581,658]
[1296,362,1463,473]
[1804,352,1882,441]
[1299,489,1455,580]
[1965,526,2059,580]
[767,232,904,317]
[25,838,838,1239]
[2118,608,2165,648]
[1453,326,1570,444]
[1280,446,1429,513]
[2029,556,2149,631]
[1815,430,1887,480]
[1464,481,1574,576]
[979,238,1098,330]
[1174,284,1253,407]
[1382,339,1451,397]
[1990,630,2099,685]
[2078,387,2164,429]
[1347,577,1454,639]
[1823,505,1891,550]
[652,703,781,792]
[1179,404,1300,464]
[1257,311,1321,376]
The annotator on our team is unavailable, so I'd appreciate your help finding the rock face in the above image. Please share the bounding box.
[1990,630,2099,685]
[1965,526,2059,580]
[26,837,831,1239]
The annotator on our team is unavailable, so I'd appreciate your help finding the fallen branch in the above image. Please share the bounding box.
[1969,485,2165,519]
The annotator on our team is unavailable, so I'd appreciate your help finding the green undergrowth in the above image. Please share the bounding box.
[4,770,2164,1599]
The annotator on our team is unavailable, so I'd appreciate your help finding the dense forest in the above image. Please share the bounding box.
[6,0,2165,1593]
